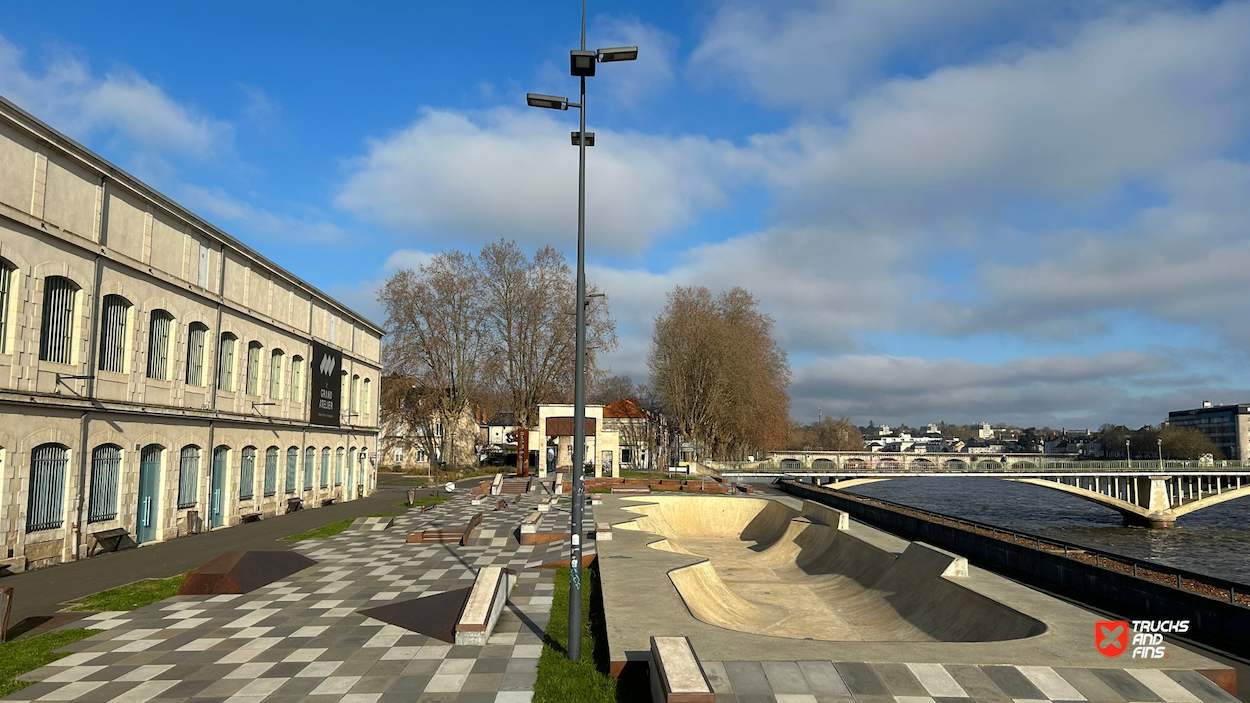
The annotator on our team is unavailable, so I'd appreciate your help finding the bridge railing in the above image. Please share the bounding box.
[751,458,1250,472]
[780,479,1249,608]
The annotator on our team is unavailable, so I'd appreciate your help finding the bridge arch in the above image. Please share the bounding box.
[812,458,834,471]
[779,458,803,471]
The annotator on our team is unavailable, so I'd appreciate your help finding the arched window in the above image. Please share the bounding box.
[245,342,263,395]
[335,447,344,486]
[217,333,237,391]
[0,258,14,354]
[185,323,208,386]
[285,447,298,494]
[178,446,200,508]
[290,356,304,403]
[362,378,371,421]
[39,276,79,364]
[147,309,174,380]
[97,295,131,373]
[340,370,349,413]
[263,446,279,497]
[269,349,284,399]
[350,374,360,415]
[348,446,356,490]
[239,446,256,500]
[28,443,68,532]
[320,447,330,488]
[88,444,122,523]
[303,446,315,491]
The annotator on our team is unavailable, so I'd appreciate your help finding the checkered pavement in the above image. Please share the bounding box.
[9,491,579,703]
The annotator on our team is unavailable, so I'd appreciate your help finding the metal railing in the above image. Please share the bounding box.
[733,458,1250,473]
[782,479,1249,607]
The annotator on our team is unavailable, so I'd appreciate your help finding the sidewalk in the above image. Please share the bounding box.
[3,488,403,631]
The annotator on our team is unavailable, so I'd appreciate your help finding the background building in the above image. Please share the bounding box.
[1167,401,1250,461]
[0,96,382,572]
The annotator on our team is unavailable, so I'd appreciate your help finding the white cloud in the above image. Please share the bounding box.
[327,248,439,328]
[588,16,679,106]
[689,0,1016,107]
[789,351,1178,426]
[336,107,738,251]
[0,34,230,157]
[178,184,347,244]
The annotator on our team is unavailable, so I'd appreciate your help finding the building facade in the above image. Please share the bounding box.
[1167,401,1250,461]
[0,96,383,571]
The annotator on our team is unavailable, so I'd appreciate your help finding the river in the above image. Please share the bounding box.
[839,477,1250,584]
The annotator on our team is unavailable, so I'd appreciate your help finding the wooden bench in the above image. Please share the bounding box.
[286,497,303,514]
[87,528,130,557]
[454,566,517,645]
[650,635,714,703]
[240,512,263,524]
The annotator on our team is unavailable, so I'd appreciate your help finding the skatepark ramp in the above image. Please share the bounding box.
[617,495,1045,642]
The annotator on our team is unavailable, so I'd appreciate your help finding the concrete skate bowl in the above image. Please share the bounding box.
[616,495,1045,643]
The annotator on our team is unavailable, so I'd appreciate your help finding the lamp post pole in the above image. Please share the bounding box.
[1158,437,1163,469]
[567,2,590,662]
[525,3,636,662]
[1126,439,1131,469]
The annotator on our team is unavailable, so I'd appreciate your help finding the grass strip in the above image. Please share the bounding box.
[534,566,616,703]
[0,628,102,697]
[394,496,454,508]
[281,517,355,540]
[65,572,188,611]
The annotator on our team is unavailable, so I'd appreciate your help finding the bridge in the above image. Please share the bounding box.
[706,451,1250,528]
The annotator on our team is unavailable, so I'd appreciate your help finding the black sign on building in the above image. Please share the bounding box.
[310,340,341,426]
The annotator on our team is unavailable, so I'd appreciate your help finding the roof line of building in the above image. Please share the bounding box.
[0,93,385,337]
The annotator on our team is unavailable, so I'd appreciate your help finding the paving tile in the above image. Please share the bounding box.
[876,664,929,697]
[763,662,812,695]
[981,666,1046,700]
[1090,669,1162,702]
[1053,668,1126,703]
[833,662,891,697]
[797,661,849,696]
[724,661,775,696]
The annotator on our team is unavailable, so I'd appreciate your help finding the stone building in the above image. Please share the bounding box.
[0,96,382,571]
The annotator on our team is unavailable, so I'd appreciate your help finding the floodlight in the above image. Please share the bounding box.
[571,131,595,146]
[526,93,569,110]
[570,49,597,76]
[597,46,638,62]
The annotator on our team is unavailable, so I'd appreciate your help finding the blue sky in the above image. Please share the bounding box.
[5,0,1250,429]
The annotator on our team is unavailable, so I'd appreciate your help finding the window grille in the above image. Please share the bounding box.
[285,447,298,494]
[39,277,78,364]
[362,378,371,420]
[97,295,130,373]
[304,447,315,490]
[88,444,121,523]
[335,448,344,486]
[185,323,207,386]
[0,259,12,354]
[320,447,330,488]
[239,447,256,500]
[28,444,68,532]
[178,446,200,508]
[269,349,284,399]
[147,310,174,379]
[246,342,262,395]
[291,356,304,402]
[217,333,236,391]
[264,447,278,497]
[351,375,359,414]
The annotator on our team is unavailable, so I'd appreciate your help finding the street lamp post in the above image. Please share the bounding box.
[526,1,637,662]
[1158,437,1164,469]
[1126,439,1132,469]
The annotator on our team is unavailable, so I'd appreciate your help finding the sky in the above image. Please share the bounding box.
[5,0,1250,430]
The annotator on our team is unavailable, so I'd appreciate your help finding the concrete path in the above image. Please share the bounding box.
[3,488,405,631]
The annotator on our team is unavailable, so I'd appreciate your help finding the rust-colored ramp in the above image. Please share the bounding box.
[178,551,317,595]
[359,588,472,644]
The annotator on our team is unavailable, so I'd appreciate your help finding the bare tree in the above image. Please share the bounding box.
[478,239,616,475]
[589,373,635,406]
[379,252,485,468]
[648,286,791,461]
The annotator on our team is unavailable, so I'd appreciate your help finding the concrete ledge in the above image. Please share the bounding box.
[554,473,564,494]
[537,499,551,513]
[470,496,484,506]
[489,474,503,496]
[454,566,517,646]
[520,512,542,535]
[596,522,613,541]
[650,635,714,703]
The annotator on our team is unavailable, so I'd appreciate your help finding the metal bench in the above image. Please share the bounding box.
[285,497,303,514]
[87,528,130,557]
[240,513,263,524]
[650,635,714,703]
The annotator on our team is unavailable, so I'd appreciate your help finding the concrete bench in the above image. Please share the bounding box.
[470,496,484,506]
[490,473,504,496]
[87,528,131,557]
[520,511,542,535]
[454,566,517,645]
[595,522,612,541]
[650,635,714,703]
[591,494,602,505]
[536,498,551,513]
[554,473,564,494]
